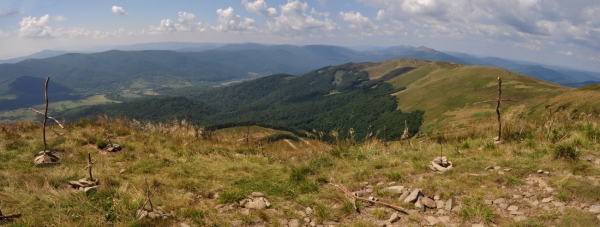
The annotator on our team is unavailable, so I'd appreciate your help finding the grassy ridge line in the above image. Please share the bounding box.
[391,62,570,132]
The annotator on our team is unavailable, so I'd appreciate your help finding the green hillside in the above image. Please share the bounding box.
[61,62,425,141]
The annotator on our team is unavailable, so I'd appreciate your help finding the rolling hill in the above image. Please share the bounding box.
[60,57,595,140]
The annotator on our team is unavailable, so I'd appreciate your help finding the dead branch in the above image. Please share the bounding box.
[495,77,502,141]
[29,108,64,129]
[329,183,407,214]
[0,213,22,220]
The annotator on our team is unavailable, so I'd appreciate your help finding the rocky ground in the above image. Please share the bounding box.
[175,160,600,227]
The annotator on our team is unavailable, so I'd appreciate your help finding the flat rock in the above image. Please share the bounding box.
[384,186,405,194]
[119,168,126,174]
[252,192,265,197]
[288,219,300,227]
[493,198,506,205]
[436,200,445,209]
[589,205,600,213]
[498,203,509,210]
[445,198,452,211]
[507,205,519,211]
[398,190,410,202]
[425,216,439,226]
[422,197,437,208]
[472,224,484,227]
[84,186,99,195]
[552,201,565,207]
[244,198,268,210]
[404,188,422,203]
[389,212,400,223]
[438,216,450,224]
[415,196,424,210]
[542,197,554,203]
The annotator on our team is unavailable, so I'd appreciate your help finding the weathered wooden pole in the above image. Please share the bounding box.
[495,77,502,141]
[43,77,50,154]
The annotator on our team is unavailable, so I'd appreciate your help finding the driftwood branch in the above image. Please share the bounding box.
[329,183,407,214]
[30,108,65,129]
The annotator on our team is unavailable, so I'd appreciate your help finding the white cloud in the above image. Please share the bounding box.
[19,14,53,38]
[266,0,337,33]
[112,6,128,16]
[53,15,66,22]
[375,9,388,21]
[214,7,257,32]
[242,0,277,17]
[556,50,573,56]
[339,11,376,29]
[149,11,206,34]
[0,28,7,37]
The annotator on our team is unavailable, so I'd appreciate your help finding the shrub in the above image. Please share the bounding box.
[553,143,579,162]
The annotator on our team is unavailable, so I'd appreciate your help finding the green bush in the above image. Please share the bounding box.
[553,143,579,162]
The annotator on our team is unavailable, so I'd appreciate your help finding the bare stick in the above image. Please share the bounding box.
[42,77,49,154]
[139,188,158,213]
[29,108,64,129]
[145,179,155,211]
[83,153,97,181]
[495,77,502,141]
[0,213,22,220]
[329,183,407,214]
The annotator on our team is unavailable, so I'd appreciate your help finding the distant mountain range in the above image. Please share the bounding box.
[1,42,600,112]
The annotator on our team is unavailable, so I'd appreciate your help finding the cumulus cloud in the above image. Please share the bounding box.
[112,6,128,16]
[19,14,54,38]
[266,0,337,33]
[339,11,376,30]
[214,7,257,32]
[150,11,206,34]
[359,0,600,51]
[242,0,277,17]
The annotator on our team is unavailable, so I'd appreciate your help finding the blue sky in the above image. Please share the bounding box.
[1,0,600,71]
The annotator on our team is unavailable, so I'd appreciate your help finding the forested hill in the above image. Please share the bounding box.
[61,62,425,141]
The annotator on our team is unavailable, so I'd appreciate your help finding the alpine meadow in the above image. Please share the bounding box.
[1,1,600,227]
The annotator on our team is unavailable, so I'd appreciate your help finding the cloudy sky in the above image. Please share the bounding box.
[1,0,600,71]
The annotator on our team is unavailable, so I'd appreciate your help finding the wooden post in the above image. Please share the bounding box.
[145,179,154,211]
[495,77,502,141]
[84,153,97,181]
[43,77,50,154]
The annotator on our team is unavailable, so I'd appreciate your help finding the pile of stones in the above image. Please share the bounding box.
[68,177,100,195]
[429,156,453,172]
[33,151,60,168]
[136,208,173,220]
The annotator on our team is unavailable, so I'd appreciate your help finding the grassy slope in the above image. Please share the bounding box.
[1,113,599,226]
[529,83,600,118]
[387,62,570,132]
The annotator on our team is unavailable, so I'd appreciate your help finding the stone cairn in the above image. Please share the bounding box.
[68,153,100,194]
[429,156,453,172]
[103,134,122,152]
[136,179,173,220]
[240,192,272,210]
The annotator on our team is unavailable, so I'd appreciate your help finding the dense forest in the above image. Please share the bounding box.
[61,64,424,141]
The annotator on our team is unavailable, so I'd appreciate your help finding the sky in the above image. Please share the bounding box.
[1,0,600,72]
